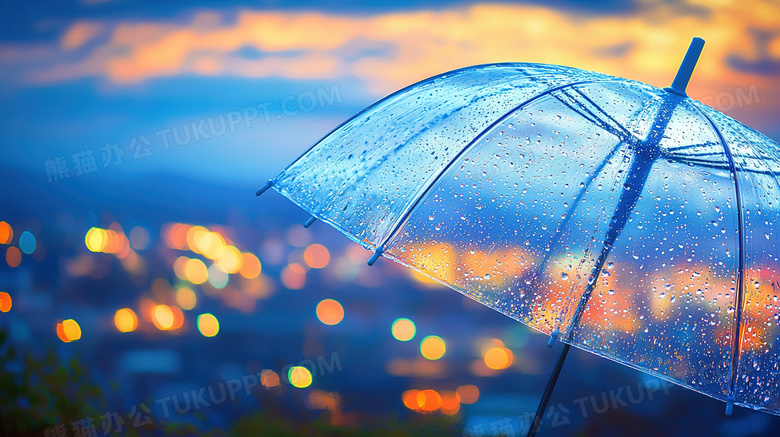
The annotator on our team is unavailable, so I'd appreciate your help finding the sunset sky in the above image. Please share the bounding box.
[1,0,778,184]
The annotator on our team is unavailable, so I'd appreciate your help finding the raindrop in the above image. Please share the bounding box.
[561,273,569,281]
[608,289,615,295]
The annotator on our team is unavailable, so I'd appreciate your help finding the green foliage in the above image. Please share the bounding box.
[0,328,463,436]
[0,329,106,436]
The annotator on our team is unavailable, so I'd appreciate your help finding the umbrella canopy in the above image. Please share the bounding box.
[258,38,780,420]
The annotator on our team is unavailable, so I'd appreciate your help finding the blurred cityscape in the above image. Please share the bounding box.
[1,166,779,436]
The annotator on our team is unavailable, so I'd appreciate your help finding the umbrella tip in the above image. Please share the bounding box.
[256,180,274,196]
[664,37,705,97]
[303,216,317,228]
[725,395,735,416]
[367,248,384,266]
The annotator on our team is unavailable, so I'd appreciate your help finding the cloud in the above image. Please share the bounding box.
[61,22,104,50]
[4,0,780,109]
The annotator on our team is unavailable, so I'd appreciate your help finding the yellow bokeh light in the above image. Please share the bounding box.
[198,232,225,259]
[239,253,262,279]
[184,258,208,284]
[288,366,313,388]
[85,227,107,252]
[316,299,344,325]
[303,243,330,269]
[0,221,12,245]
[186,225,208,253]
[114,308,138,333]
[197,313,220,337]
[152,304,174,330]
[0,291,12,312]
[62,319,82,341]
[391,318,416,341]
[216,245,242,274]
[175,286,197,310]
[420,335,446,360]
[483,346,513,370]
[456,385,479,404]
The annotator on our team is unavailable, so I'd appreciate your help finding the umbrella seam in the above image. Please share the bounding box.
[371,79,611,256]
[694,106,747,402]
[272,63,593,181]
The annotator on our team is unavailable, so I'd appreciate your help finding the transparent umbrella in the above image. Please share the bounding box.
[257,38,780,435]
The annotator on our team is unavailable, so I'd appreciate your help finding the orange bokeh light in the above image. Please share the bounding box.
[0,221,12,245]
[239,252,262,279]
[261,369,280,387]
[303,244,330,269]
[0,292,12,312]
[280,263,306,289]
[483,346,513,370]
[6,246,21,268]
[456,385,479,404]
[316,299,344,325]
[440,390,461,415]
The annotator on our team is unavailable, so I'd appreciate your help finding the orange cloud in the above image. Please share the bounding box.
[9,0,780,129]
[61,22,103,50]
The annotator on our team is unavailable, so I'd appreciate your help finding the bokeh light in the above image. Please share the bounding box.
[0,292,12,312]
[440,390,461,415]
[152,304,175,330]
[184,258,208,284]
[456,385,480,404]
[173,256,190,280]
[61,319,82,342]
[280,263,306,289]
[197,313,219,337]
[420,336,446,360]
[303,243,330,269]
[6,246,21,268]
[391,318,416,341]
[316,299,344,325]
[18,231,36,255]
[417,389,442,412]
[85,227,107,252]
[207,263,229,289]
[128,226,150,250]
[216,245,241,274]
[239,252,261,279]
[261,369,280,387]
[175,286,197,310]
[0,221,12,245]
[288,366,313,388]
[483,346,513,370]
[402,389,420,410]
[114,308,138,333]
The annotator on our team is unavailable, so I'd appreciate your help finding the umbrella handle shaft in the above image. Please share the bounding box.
[527,343,571,437]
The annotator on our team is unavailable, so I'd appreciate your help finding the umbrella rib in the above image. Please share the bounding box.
[694,107,747,413]
[365,79,609,264]
[553,93,635,144]
[567,88,636,140]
